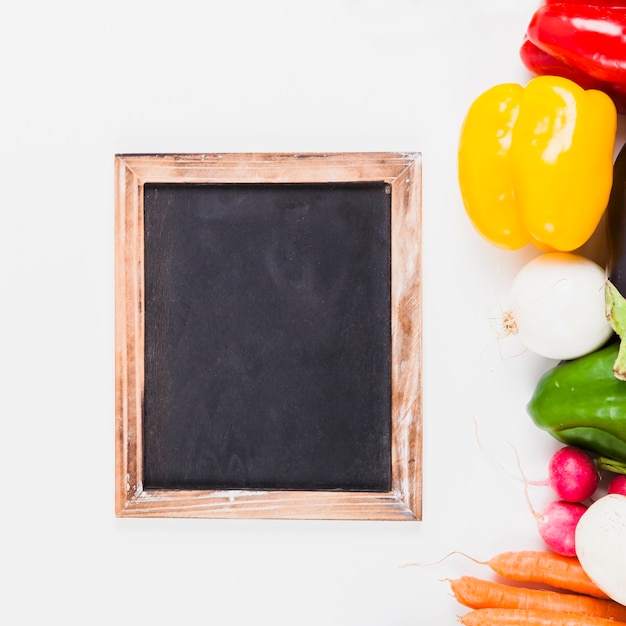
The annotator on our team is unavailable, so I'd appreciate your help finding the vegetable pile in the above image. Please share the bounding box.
[452,0,626,618]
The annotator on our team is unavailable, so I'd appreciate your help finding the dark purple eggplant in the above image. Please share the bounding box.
[606,141,626,380]
[607,142,626,295]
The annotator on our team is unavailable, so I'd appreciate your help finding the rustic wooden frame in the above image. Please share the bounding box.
[115,152,422,520]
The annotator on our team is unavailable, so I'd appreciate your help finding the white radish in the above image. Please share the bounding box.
[503,252,612,360]
[575,493,626,605]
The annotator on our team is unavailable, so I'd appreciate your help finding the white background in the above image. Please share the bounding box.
[3,1,624,624]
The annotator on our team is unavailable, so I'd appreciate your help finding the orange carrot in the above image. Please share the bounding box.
[485,550,609,599]
[459,608,626,626]
[449,576,626,621]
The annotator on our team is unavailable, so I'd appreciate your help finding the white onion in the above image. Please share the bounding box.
[503,252,612,360]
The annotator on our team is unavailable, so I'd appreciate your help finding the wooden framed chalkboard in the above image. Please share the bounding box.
[115,152,422,520]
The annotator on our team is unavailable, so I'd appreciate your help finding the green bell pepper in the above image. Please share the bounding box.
[527,342,626,465]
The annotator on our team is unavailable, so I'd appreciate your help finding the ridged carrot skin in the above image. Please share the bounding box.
[486,551,609,599]
[459,607,626,626]
[450,576,626,621]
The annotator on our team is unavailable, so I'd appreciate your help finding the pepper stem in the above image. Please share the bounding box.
[605,280,626,381]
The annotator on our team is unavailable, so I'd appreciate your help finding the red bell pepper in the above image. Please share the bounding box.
[521,36,599,89]
[542,1,626,4]
[520,35,626,113]
[526,4,626,84]
[522,3,626,113]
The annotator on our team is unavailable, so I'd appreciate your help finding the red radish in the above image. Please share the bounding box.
[548,446,598,502]
[513,444,589,555]
[608,474,626,496]
[537,500,587,557]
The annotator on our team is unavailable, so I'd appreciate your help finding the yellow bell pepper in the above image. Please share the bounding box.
[458,75,617,251]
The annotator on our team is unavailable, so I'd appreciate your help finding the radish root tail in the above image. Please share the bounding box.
[510,442,541,520]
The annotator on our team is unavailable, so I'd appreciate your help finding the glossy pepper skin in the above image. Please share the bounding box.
[458,75,616,251]
[527,342,626,465]
[527,4,626,85]
[520,36,626,114]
